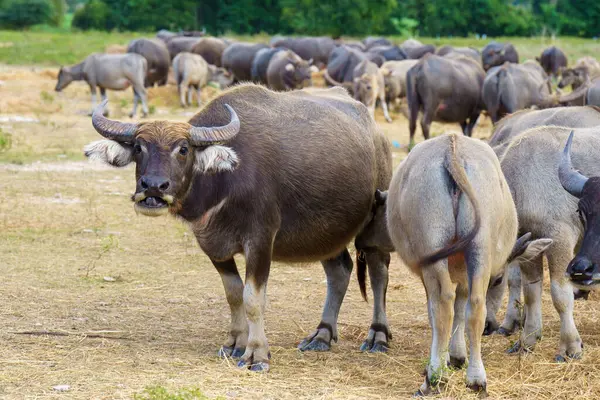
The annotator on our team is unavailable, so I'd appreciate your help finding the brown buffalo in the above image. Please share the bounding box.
[481,41,519,71]
[83,84,393,371]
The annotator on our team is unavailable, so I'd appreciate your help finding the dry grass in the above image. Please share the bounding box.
[1,62,600,400]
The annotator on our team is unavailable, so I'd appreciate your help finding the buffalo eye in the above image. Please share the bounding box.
[179,146,189,156]
[134,144,143,154]
[366,85,372,90]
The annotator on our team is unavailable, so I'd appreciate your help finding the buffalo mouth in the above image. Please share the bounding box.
[134,196,171,217]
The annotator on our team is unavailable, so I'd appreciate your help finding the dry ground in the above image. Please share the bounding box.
[1,65,600,400]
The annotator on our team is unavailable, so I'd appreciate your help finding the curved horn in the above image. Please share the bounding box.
[559,131,588,198]
[91,99,137,142]
[558,80,592,104]
[189,104,240,145]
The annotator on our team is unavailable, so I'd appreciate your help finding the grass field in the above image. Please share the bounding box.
[1,30,600,66]
[1,32,600,399]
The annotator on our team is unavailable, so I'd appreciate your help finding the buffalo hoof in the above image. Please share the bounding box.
[448,356,466,370]
[237,359,270,372]
[555,349,583,363]
[467,382,488,398]
[298,337,331,352]
[506,340,534,354]
[360,340,388,353]
[496,326,515,337]
[218,346,246,359]
[574,288,590,301]
[483,320,499,336]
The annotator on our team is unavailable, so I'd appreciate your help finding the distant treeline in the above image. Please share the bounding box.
[1,0,599,38]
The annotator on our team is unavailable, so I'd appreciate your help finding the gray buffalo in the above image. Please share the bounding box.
[482,61,558,123]
[271,36,335,69]
[358,133,549,395]
[55,53,148,117]
[127,38,170,87]
[481,41,519,71]
[436,45,480,63]
[83,84,393,371]
[166,37,203,60]
[406,54,485,148]
[325,59,392,122]
[172,52,233,107]
[363,37,392,50]
[251,48,285,84]
[401,39,435,59]
[191,37,229,67]
[221,42,269,82]
[266,50,312,91]
[536,46,568,80]
[487,127,599,362]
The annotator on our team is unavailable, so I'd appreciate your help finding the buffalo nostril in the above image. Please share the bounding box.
[159,181,170,191]
[141,179,149,190]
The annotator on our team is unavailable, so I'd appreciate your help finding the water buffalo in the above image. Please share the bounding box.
[558,62,600,107]
[436,45,480,63]
[191,37,228,67]
[266,49,312,91]
[83,84,393,371]
[363,37,392,50]
[324,59,391,122]
[401,39,435,59]
[487,127,600,362]
[489,106,600,147]
[536,46,567,80]
[221,42,269,82]
[325,45,368,85]
[251,48,284,84]
[483,107,600,334]
[127,38,170,87]
[172,52,233,107]
[367,45,407,65]
[482,61,558,123]
[55,53,148,118]
[166,37,203,60]
[406,54,485,148]
[481,41,519,71]
[360,133,548,395]
[380,59,418,108]
[271,36,335,69]
[559,131,600,291]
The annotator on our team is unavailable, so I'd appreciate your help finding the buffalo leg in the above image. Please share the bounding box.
[131,84,148,117]
[97,88,109,117]
[213,259,248,359]
[449,282,467,368]
[508,255,543,353]
[420,107,434,141]
[463,112,480,137]
[130,89,139,118]
[88,85,98,116]
[237,239,273,372]
[360,251,391,352]
[418,260,455,396]
[497,263,523,335]
[380,92,392,123]
[408,98,419,150]
[178,83,187,107]
[187,86,194,107]
[464,249,490,394]
[547,241,583,361]
[298,249,352,352]
[196,85,202,106]
[484,271,506,335]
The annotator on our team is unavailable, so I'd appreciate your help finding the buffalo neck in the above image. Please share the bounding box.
[69,61,86,81]
[175,168,234,222]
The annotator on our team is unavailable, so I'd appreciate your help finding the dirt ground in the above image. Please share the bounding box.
[1,65,600,400]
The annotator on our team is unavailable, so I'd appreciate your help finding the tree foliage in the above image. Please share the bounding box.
[11,0,599,37]
[0,0,54,28]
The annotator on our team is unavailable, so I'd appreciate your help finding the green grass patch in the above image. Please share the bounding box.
[0,129,12,152]
[134,386,221,400]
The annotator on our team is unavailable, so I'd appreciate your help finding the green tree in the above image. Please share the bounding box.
[0,0,54,28]
[72,0,110,30]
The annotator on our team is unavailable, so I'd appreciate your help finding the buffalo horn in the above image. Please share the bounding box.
[91,99,137,142]
[558,131,588,198]
[189,104,240,145]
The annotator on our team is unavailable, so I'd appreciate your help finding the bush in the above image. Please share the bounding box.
[71,0,109,30]
[0,0,54,28]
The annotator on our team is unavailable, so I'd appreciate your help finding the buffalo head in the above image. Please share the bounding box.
[284,57,313,89]
[55,67,73,92]
[353,73,378,107]
[559,131,600,289]
[558,67,587,89]
[84,100,240,217]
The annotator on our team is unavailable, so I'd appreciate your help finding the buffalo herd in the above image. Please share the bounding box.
[53,31,600,396]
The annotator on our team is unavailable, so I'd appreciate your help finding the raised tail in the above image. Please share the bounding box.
[418,134,482,266]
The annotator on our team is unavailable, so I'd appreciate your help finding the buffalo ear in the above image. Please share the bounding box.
[508,235,553,264]
[84,140,134,167]
[195,145,239,174]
